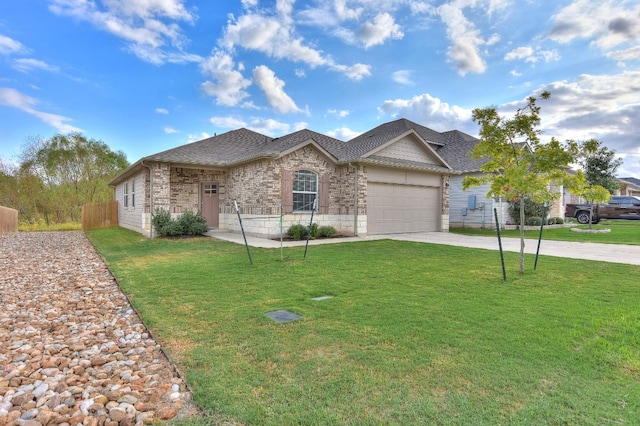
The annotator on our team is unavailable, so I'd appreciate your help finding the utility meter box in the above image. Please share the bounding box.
[461,207,468,216]
[468,195,476,210]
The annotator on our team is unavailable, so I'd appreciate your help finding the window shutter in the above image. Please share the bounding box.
[318,173,330,214]
[281,169,293,213]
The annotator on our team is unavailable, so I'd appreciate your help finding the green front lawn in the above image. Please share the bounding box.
[451,220,640,245]
[87,228,640,425]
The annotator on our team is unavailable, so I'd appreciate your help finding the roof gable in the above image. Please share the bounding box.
[266,129,344,163]
[364,130,451,169]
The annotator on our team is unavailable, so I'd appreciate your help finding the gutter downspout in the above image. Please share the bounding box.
[141,161,154,238]
[349,162,358,236]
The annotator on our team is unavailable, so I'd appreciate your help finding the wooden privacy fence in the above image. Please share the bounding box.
[0,206,18,233]
[82,201,118,231]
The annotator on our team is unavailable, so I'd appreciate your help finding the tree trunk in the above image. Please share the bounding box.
[519,197,525,275]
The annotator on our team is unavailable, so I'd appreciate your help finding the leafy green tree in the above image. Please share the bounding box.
[18,133,128,223]
[577,138,621,195]
[567,170,611,229]
[463,92,576,275]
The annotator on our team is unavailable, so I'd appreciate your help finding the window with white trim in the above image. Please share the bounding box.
[293,170,318,211]
[131,179,135,208]
[123,182,129,208]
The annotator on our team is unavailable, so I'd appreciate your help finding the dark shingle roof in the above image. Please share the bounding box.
[620,177,640,187]
[343,118,447,161]
[436,130,484,172]
[143,128,347,167]
[144,128,272,166]
[110,118,483,185]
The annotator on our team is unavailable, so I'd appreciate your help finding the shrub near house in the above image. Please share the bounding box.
[152,209,209,236]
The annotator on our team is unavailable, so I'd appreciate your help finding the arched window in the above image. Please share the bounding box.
[293,170,318,211]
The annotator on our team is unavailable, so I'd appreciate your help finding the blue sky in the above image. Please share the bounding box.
[1,0,639,177]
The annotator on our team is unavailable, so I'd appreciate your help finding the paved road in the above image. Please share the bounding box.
[206,230,640,266]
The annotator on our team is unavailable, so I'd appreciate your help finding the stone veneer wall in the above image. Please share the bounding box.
[441,174,450,232]
[170,167,226,213]
[219,147,368,237]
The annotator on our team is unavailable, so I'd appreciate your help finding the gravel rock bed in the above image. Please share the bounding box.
[0,231,195,425]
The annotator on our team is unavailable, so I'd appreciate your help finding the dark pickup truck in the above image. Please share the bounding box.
[565,195,640,224]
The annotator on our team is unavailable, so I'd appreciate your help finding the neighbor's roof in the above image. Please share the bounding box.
[620,177,640,187]
[436,130,485,172]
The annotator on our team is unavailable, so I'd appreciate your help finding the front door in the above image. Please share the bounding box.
[200,182,219,228]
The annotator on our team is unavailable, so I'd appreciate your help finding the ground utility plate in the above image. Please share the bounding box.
[267,310,302,323]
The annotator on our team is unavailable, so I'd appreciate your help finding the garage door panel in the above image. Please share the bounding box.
[367,182,439,234]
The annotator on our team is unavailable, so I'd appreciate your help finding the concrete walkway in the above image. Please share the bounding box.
[206,230,640,266]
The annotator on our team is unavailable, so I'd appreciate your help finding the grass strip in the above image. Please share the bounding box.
[451,220,640,245]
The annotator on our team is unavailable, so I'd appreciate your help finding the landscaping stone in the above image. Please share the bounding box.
[0,231,198,425]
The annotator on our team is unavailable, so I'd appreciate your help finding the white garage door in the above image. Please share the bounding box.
[367,183,439,234]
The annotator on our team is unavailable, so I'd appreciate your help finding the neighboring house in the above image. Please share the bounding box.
[109,119,470,238]
[561,177,640,215]
[435,131,511,228]
[618,177,640,196]
[445,133,568,228]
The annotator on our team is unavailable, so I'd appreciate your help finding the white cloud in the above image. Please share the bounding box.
[437,3,487,75]
[326,127,361,141]
[11,58,60,73]
[221,12,326,67]
[0,87,81,133]
[241,0,258,8]
[505,46,534,61]
[164,126,178,134]
[210,116,247,129]
[409,1,436,15]
[335,0,363,20]
[327,109,350,118]
[252,65,302,113]
[499,71,640,177]
[200,50,252,106]
[392,70,415,85]
[210,115,308,137]
[549,0,640,51]
[607,45,640,63]
[187,131,211,142]
[218,4,372,81]
[0,34,27,55]
[246,117,297,135]
[356,13,404,49]
[378,92,473,132]
[329,63,372,80]
[155,108,169,114]
[505,46,561,63]
[48,0,198,64]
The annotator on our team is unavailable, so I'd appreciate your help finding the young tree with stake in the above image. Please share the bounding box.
[463,92,576,275]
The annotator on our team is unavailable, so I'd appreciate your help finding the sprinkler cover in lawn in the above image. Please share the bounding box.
[267,310,302,323]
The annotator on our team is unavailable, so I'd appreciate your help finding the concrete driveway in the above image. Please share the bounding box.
[207,230,640,266]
